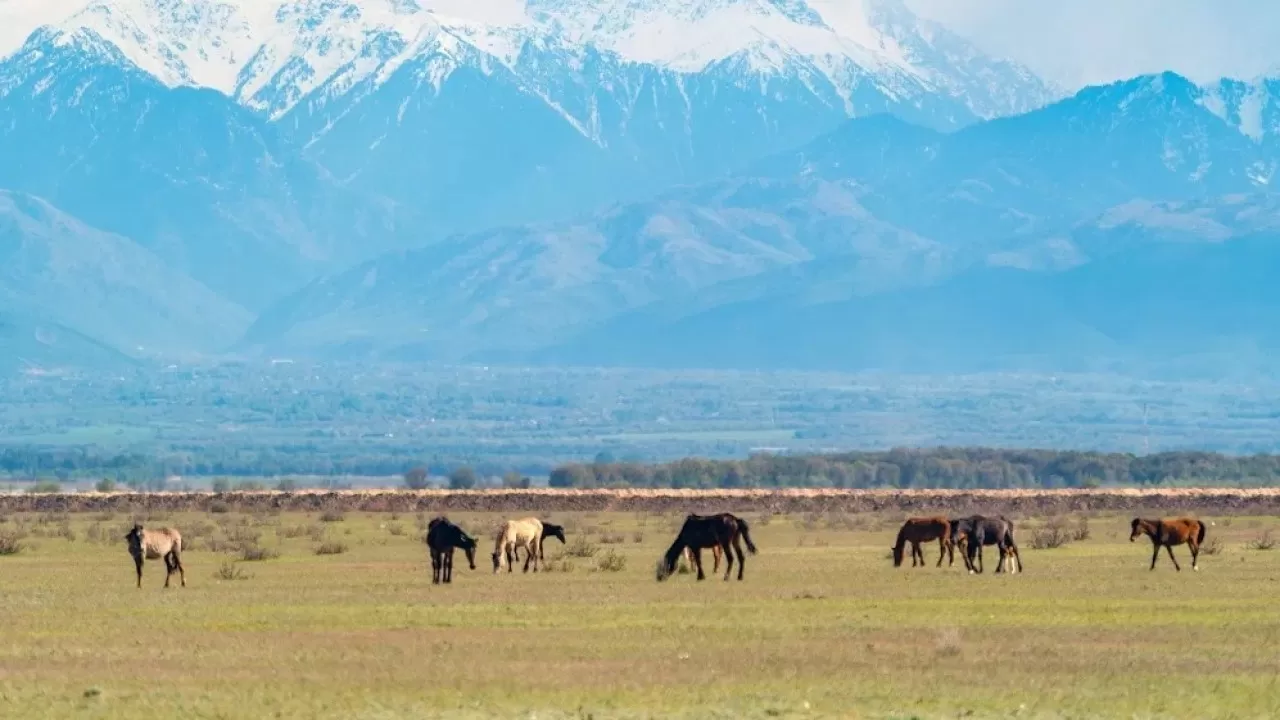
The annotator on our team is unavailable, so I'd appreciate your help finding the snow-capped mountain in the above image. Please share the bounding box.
[1,0,1058,121]
[0,0,1063,235]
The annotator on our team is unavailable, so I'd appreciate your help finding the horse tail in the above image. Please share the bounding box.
[493,523,511,563]
[1196,519,1207,546]
[738,517,758,555]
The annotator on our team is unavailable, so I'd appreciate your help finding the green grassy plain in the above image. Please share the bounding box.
[2,509,1279,719]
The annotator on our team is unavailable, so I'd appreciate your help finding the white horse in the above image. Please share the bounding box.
[492,517,543,573]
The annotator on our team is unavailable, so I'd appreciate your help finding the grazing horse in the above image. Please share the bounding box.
[125,523,185,589]
[492,517,544,573]
[425,516,478,584]
[511,521,568,564]
[657,513,757,582]
[950,515,1022,575]
[891,517,955,568]
[683,544,722,573]
[1130,517,1206,572]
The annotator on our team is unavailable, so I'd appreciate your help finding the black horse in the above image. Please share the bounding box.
[657,513,758,582]
[510,522,567,564]
[425,516,478,584]
[950,515,1022,575]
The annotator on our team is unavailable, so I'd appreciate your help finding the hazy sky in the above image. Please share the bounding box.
[907,0,1280,89]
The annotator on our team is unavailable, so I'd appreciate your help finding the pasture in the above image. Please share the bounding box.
[2,505,1280,719]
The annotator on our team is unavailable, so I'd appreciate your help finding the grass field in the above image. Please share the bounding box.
[2,508,1279,719]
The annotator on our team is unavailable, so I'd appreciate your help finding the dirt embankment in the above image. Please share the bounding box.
[2,488,1279,516]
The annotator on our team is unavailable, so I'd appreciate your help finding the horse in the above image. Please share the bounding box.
[425,516,478,584]
[891,517,955,568]
[1130,517,1206,572]
[950,515,1022,575]
[125,523,185,589]
[683,544,722,573]
[510,521,567,564]
[657,513,757,582]
[492,517,544,573]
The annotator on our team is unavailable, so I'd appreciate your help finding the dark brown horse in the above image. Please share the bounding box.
[891,517,955,568]
[1130,517,1206,571]
[510,522,567,564]
[426,516,477,584]
[657,513,758,582]
[950,515,1022,574]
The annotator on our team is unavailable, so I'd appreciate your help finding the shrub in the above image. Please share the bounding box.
[1030,518,1072,550]
[239,544,279,562]
[214,561,251,581]
[95,478,117,493]
[26,480,61,494]
[319,510,345,523]
[275,478,298,491]
[0,530,27,556]
[386,523,406,537]
[598,532,626,545]
[564,536,599,558]
[1071,517,1091,542]
[1248,530,1276,551]
[209,501,231,514]
[1201,536,1225,556]
[448,467,477,490]
[595,550,627,572]
[210,478,231,493]
[314,541,348,556]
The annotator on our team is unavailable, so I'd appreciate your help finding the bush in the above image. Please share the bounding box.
[275,478,298,491]
[239,544,279,562]
[314,541,349,556]
[211,478,231,493]
[26,480,61,494]
[319,510,345,523]
[1248,530,1276,551]
[0,530,27,556]
[95,478,117,493]
[209,500,231,514]
[564,536,599,558]
[214,561,251,581]
[1030,518,1072,550]
[1201,536,1225,556]
[386,523,406,536]
[1071,517,1091,542]
[595,550,627,572]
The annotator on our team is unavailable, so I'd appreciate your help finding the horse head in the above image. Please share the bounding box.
[1129,517,1143,542]
[891,543,904,567]
[655,556,674,582]
[125,523,143,549]
[458,533,478,570]
[491,551,503,573]
[545,523,566,546]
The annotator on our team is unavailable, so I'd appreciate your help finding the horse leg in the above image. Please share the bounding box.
[506,545,515,573]
[448,548,457,583]
[522,544,533,573]
[171,549,186,587]
[721,542,734,581]
[1150,541,1161,570]
[431,549,440,584]
[133,554,144,588]
[693,548,706,581]
[936,538,946,568]
[1190,540,1201,571]
[1165,544,1182,572]
[975,543,985,574]
[713,544,721,574]
[162,553,174,588]
[732,536,746,581]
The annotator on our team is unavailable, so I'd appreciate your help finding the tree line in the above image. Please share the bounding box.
[548,448,1280,489]
[6,446,1280,489]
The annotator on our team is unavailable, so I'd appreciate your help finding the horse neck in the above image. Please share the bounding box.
[663,538,687,570]
[893,528,909,552]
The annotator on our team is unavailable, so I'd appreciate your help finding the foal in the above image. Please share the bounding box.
[891,516,954,568]
[1130,517,1206,571]
[125,523,186,589]
[425,516,478,584]
[657,513,757,582]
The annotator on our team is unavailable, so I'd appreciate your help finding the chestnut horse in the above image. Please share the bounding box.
[1130,517,1206,571]
[891,517,955,568]
[683,544,722,573]
[657,513,757,582]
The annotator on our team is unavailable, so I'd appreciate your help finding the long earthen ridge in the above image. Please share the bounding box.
[1,488,1275,515]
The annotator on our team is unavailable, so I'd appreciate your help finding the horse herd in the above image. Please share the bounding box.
[121,512,1209,589]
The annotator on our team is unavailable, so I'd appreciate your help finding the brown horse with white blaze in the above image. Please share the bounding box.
[1130,517,1206,571]
[891,517,955,568]
[125,523,185,589]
